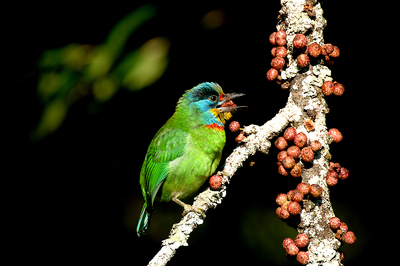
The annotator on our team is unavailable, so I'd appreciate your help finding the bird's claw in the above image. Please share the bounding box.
[182,205,206,218]
[172,198,206,218]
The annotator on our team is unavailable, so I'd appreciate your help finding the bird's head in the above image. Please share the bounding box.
[178,82,246,125]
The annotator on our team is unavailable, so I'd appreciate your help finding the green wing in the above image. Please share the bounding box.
[140,121,188,208]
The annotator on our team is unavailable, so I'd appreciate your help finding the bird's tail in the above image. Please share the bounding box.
[136,203,152,237]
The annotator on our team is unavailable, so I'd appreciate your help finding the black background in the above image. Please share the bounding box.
[15,1,381,265]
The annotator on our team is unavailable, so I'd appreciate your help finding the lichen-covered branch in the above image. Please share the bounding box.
[148,1,351,265]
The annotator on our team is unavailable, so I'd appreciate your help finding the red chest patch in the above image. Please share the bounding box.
[205,123,224,131]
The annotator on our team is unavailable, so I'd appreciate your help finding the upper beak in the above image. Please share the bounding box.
[217,93,247,113]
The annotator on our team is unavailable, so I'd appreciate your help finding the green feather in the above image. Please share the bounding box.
[136,82,239,237]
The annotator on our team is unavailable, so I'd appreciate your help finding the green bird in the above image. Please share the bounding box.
[136,82,244,236]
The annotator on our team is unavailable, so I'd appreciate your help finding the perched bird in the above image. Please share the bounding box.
[136,82,245,236]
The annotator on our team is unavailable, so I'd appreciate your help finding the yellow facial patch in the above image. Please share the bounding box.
[210,108,232,125]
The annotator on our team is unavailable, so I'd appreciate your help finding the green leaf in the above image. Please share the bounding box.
[104,4,157,59]
[31,99,68,141]
[93,76,119,102]
[121,37,170,91]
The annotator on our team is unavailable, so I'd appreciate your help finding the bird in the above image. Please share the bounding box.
[136,82,245,237]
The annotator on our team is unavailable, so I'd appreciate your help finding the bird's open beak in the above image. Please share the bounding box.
[217,93,247,113]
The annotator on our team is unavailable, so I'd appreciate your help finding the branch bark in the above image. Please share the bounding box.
[148,1,344,265]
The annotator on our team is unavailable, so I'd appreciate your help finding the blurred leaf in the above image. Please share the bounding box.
[37,69,81,101]
[87,4,157,79]
[37,71,67,100]
[104,4,157,59]
[31,99,68,141]
[86,47,114,78]
[32,4,166,141]
[93,76,118,102]
[201,9,226,30]
[121,37,170,91]
[62,44,94,70]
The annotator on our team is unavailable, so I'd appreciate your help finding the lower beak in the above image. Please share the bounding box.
[217,93,247,113]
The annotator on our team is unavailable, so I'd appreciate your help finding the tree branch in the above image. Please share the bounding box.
[148,1,348,265]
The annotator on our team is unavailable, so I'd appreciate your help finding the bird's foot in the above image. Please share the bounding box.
[172,198,206,218]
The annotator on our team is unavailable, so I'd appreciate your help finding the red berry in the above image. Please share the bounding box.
[333,82,345,96]
[282,156,295,169]
[229,121,240,132]
[276,207,282,218]
[209,175,222,190]
[326,171,338,186]
[344,231,356,245]
[309,184,322,197]
[275,30,287,46]
[330,46,340,58]
[291,189,304,202]
[294,133,307,148]
[269,32,277,45]
[321,80,334,96]
[297,251,309,265]
[278,164,289,176]
[330,217,341,230]
[288,201,301,215]
[235,131,245,142]
[287,145,301,159]
[275,136,288,150]
[277,150,288,162]
[328,128,343,143]
[290,164,303,178]
[282,238,295,248]
[338,167,349,180]
[285,243,299,256]
[297,54,310,68]
[301,147,314,162]
[322,43,334,55]
[284,127,297,141]
[287,190,294,201]
[308,43,321,58]
[296,183,310,195]
[271,47,277,57]
[271,57,285,70]
[280,206,290,219]
[329,162,341,172]
[266,68,279,81]
[336,229,344,240]
[293,34,307,49]
[275,46,287,58]
[339,222,348,233]
[310,140,321,152]
[295,234,309,248]
[276,193,288,206]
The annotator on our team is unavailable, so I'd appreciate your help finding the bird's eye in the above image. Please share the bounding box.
[209,95,218,102]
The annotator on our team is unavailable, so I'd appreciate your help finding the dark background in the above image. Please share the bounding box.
[16,1,378,265]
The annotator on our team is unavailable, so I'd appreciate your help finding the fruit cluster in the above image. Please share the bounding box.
[282,234,310,265]
[274,124,353,262]
[329,216,356,245]
[267,30,288,82]
[266,30,345,96]
[228,120,246,142]
[275,127,320,177]
[326,161,349,186]
[276,182,322,220]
